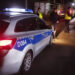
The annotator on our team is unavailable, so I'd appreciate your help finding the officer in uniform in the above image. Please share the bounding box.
[37,7,43,19]
[65,7,72,32]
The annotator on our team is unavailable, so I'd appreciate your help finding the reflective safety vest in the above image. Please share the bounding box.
[65,13,72,20]
[38,12,43,19]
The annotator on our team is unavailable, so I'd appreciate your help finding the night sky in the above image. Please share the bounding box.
[0,0,25,9]
[0,0,73,10]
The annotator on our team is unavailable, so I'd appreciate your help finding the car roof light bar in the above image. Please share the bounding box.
[4,8,33,13]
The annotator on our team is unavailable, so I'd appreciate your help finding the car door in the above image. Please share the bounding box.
[14,17,44,53]
[14,18,36,51]
[32,17,51,55]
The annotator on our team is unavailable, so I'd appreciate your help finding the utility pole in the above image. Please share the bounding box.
[54,0,57,8]
[61,0,64,4]
[54,0,56,4]
[25,0,27,9]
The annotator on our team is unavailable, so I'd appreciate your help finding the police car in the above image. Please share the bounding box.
[0,8,53,75]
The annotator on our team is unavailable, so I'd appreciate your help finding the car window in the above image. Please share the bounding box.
[0,20,9,34]
[15,17,36,32]
[35,18,49,30]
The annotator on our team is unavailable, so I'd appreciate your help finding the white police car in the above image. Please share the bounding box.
[0,8,53,75]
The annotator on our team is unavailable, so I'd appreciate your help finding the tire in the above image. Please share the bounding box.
[20,51,32,74]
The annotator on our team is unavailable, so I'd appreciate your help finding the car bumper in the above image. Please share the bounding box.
[0,49,24,75]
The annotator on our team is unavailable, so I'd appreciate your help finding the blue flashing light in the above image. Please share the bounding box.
[4,8,33,13]
[25,9,33,13]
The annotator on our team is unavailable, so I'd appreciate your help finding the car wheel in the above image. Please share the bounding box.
[20,51,32,74]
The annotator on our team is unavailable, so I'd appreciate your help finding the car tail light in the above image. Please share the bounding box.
[0,40,12,46]
[0,38,16,50]
[0,38,16,57]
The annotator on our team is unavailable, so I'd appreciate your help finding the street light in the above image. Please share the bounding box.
[72,2,75,6]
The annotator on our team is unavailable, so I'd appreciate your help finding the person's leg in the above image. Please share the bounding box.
[65,20,67,32]
[52,25,54,31]
[66,20,69,32]
[54,23,57,37]
[65,20,69,32]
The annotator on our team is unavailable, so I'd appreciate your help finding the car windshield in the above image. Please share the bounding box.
[0,20,9,34]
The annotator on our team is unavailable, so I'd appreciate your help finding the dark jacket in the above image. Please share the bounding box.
[50,11,59,24]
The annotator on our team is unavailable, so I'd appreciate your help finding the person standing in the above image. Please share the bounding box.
[36,7,43,19]
[64,7,72,32]
[50,8,59,37]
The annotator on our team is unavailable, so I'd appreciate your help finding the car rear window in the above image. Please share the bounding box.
[0,20,9,34]
[15,17,36,32]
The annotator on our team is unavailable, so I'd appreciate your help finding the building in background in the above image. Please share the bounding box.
[34,2,51,15]
[34,0,62,15]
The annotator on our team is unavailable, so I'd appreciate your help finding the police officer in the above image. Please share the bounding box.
[65,7,72,32]
[37,7,43,19]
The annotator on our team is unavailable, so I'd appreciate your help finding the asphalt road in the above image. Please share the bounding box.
[17,24,75,75]
[28,44,75,75]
